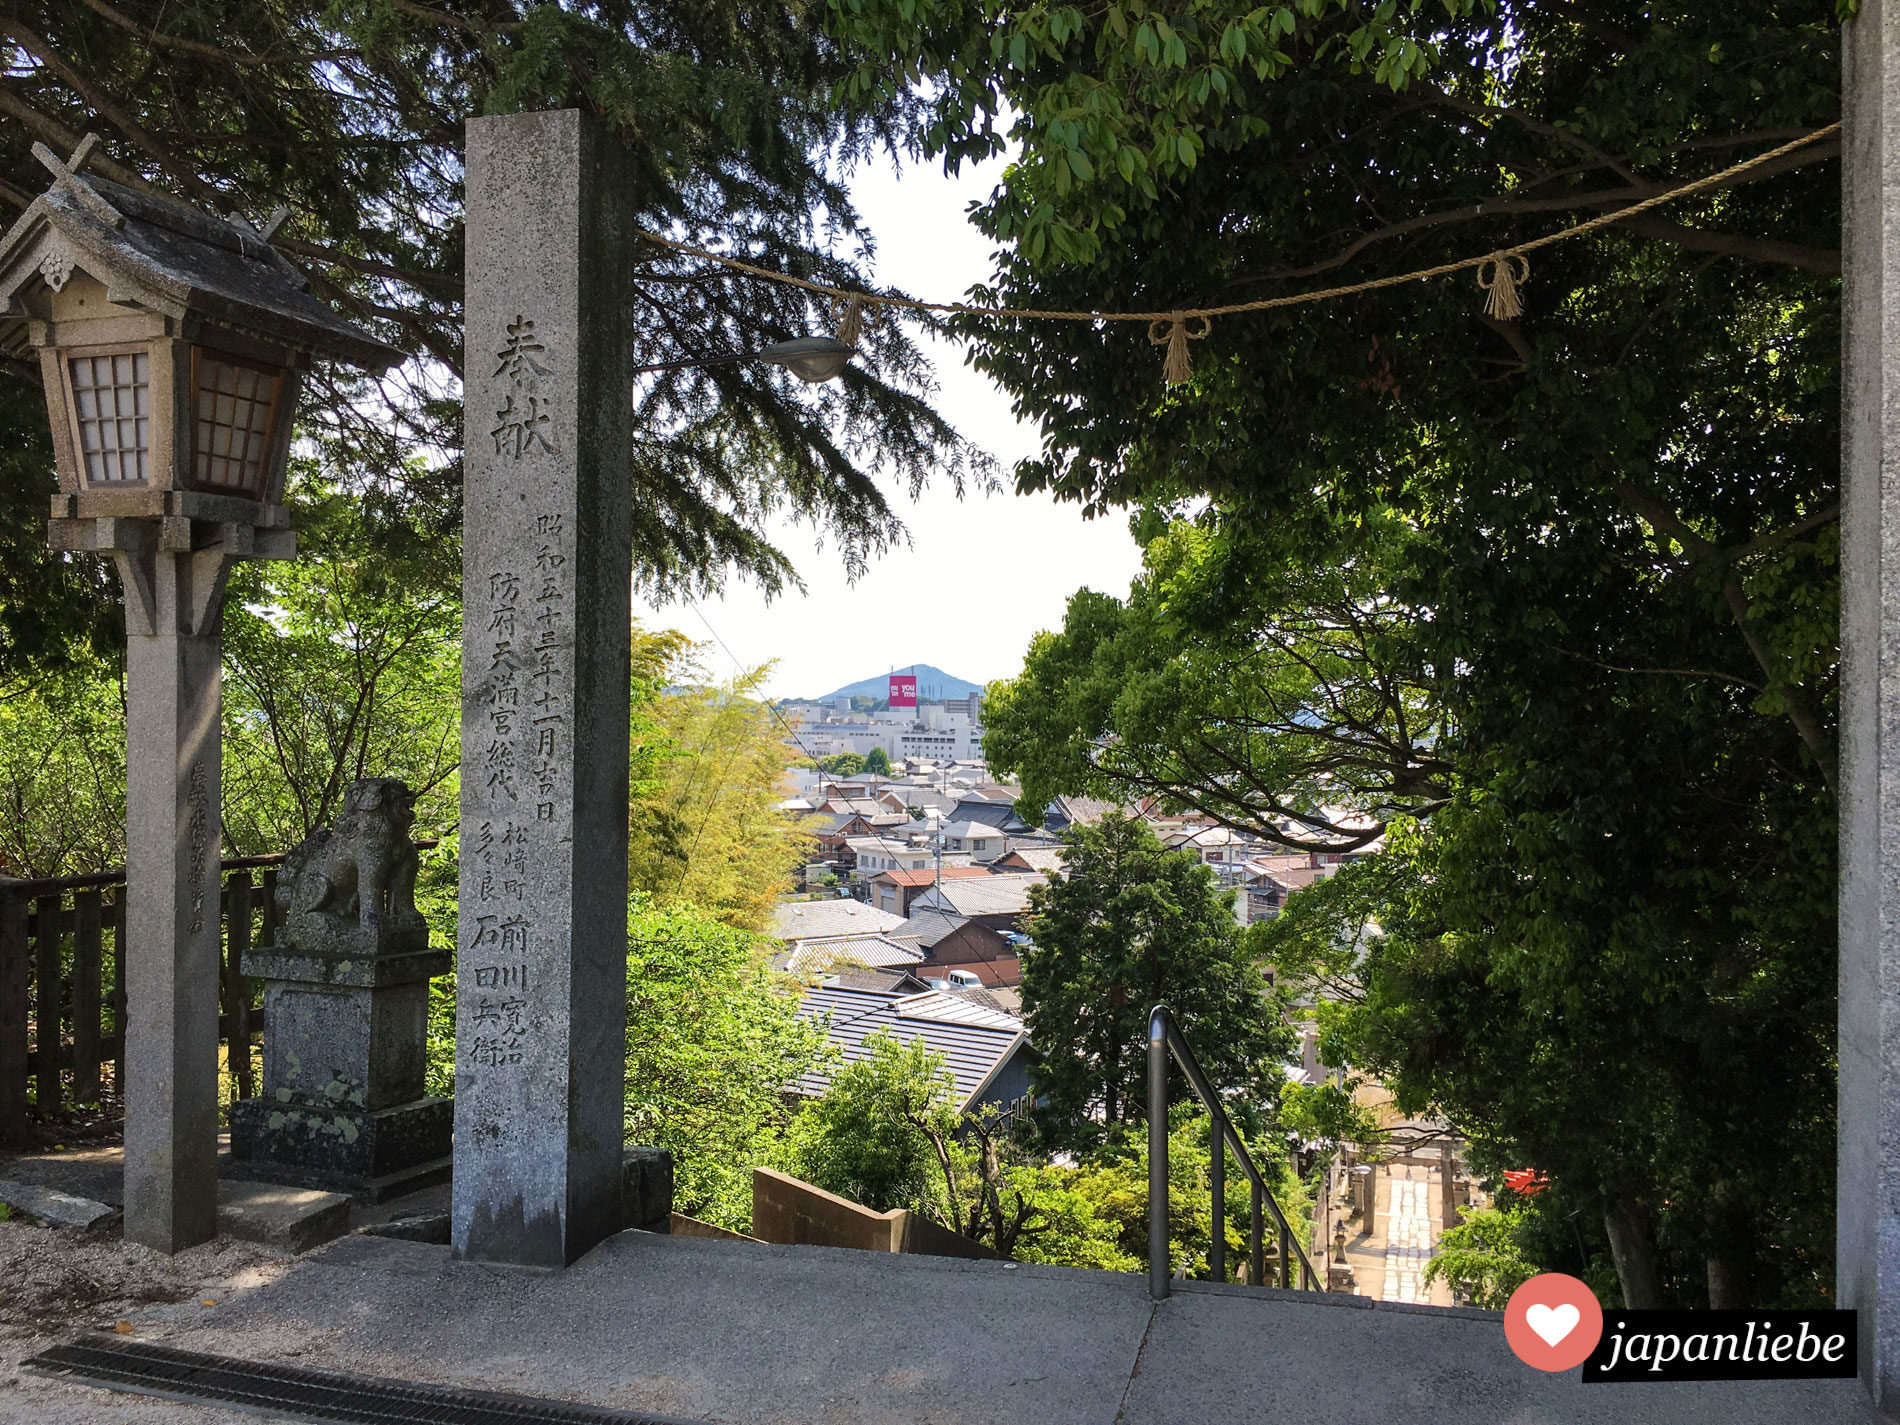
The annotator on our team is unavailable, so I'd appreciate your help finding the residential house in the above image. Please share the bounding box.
[909,872,1045,933]
[793,982,1034,1116]
[1166,824,1257,867]
[781,933,926,979]
[867,864,992,917]
[951,794,1033,835]
[816,811,905,857]
[991,844,1067,877]
[911,914,1022,990]
[846,836,970,889]
[875,817,1010,863]
[770,899,909,942]
[1042,794,1121,834]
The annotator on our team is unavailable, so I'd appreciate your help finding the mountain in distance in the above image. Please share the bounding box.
[808,664,984,703]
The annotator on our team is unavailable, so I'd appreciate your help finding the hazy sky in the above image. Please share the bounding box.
[631,154,1145,702]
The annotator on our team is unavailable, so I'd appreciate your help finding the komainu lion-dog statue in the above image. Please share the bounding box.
[274,777,429,955]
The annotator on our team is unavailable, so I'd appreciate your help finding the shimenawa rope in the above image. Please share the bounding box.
[638,122,1840,387]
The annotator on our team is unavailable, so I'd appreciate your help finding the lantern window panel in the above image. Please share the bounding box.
[192,351,283,496]
[68,351,151,484]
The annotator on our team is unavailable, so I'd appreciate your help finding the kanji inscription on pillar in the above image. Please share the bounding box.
[454,108,633,1269]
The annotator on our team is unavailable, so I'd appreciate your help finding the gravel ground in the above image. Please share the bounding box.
[0,1218,298,1422]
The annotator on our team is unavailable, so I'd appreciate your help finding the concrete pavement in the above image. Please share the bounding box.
[2,1229,1884,1424]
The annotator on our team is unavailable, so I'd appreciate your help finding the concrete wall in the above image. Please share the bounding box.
[669,1212,762,1243]
[751,1168,998,1260]
[753,1167,905,1252]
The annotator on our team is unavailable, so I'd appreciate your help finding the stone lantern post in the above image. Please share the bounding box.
[0,138,399,1252]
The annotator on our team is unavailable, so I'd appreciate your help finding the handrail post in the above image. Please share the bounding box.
[1210,1117,1226,1282]
[1280,1220,1292,1290]
[1149,1006,1170,1301]
[1250,1179,1264,1286]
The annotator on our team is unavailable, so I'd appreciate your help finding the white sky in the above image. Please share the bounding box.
[631,154,1145,702]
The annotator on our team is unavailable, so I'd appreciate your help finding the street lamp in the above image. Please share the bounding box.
[631,335,856,386]
[0,136,399,1253]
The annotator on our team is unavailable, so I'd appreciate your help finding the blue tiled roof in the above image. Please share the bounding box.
[795,985,1028,1111]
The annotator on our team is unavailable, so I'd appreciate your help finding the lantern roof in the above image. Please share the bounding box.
[0,138,402,373]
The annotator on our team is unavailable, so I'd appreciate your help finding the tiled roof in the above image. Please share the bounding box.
[826,967,930,994]
[1,170,401,369]
[795,984,1028,1109]
[918,957,1020,989]
[871,865,992,888]
[915,873,1046,918]
[770,899,909,941]
[1047,795,1121,827]
[785,934,926,976]
[897,989,1023,1031]
[898,910,972,949]
[996,846,1067,874]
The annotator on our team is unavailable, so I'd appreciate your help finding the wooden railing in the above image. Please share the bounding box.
[0,855,287,1147]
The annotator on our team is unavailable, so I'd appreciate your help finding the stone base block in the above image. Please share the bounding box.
[230,1094,451,1199]
[217,1180,352,1254]
[622,1147,674,1232]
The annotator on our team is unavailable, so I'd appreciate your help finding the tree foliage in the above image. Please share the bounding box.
[0,0,983,678]
[788,1032,963,1215]
[985,516,1444,851]
[623,894,829,1231]
[222,465,462,855]
[0,659,126,877]
[1020,812,1291,1146]
[1422,1204,1540,1311]
[628,636,812,931]
[841,0,1842,1308]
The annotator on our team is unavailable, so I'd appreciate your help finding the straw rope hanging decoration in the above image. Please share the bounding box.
[639,124,1839,388]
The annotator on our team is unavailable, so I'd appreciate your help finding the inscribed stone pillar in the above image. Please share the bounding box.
[452,109,634,1267]
[121,547,232,1254]
[1843,2,1900,1408]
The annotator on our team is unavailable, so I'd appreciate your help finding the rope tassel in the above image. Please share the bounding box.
[1477,252,1530,320]
[831,295,879,348]
[1149,313,1212,386]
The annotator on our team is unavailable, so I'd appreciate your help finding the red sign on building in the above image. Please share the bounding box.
[888,674,917,708]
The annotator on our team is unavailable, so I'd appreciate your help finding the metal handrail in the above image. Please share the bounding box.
[1147,1003,1323,1299]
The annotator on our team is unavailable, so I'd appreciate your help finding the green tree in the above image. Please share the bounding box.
[1423,1205,1540,1311]
[627,637,812,931]
[788,1033,1047,1254]
[819,753,866,778]
[221,467,462,854]
[842,0,1841,1309]
[863,745,892,776]
[985,516,1443,850]
[788,1032,957,1215]
[623,894,829,1231]
[1021,812,1292,1147]
[2,0,983,679]
[0,660,126,877]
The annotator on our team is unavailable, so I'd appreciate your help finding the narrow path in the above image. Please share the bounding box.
[1379,1168,1434,1305]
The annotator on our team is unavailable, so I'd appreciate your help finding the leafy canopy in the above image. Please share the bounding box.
[1021,811,1291,1146]
[1,0,986,676]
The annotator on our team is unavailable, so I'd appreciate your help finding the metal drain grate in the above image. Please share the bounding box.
[25,1336,696,1424]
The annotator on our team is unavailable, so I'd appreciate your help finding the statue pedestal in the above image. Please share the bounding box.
[230,943,453,1200]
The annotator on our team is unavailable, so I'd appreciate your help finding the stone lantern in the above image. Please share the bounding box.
[0,137,400,1252]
